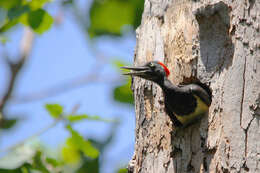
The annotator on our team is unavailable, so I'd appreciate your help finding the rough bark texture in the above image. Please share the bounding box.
[130,0,260,173]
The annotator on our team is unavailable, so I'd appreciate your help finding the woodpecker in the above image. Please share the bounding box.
[121,61,212,127]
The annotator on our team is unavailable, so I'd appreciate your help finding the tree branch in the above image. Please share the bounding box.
[0,28,34,123]
[0,103,80,156]
[10,73,123,104]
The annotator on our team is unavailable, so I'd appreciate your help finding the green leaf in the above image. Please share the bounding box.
[111,59,133,105]
[88,0,144,38]
[117,168,128,173]
[75,157,99,173]
[0,19,19,33]
[111,59,130,72]
[61,140,80,164]
[0,0,21,9]
[67,114,112,123]
[81,140,99,159]
[0,0,53,33]
[45,157,60,168]
[0,2,24,33]
[29,0,51,10]
[1,118,17,129]
[66,125,99,159]
[67,114,91,122]
[113,78,134,105]
[21,165,31,173]
[31,151,49,173]
[112,59,126,68]
[20,8,53,34]
[45,104,63,118]
[7,5,30,20]
[0,6,21,33]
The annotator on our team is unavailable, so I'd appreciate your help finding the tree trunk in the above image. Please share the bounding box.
[129,0,260,172]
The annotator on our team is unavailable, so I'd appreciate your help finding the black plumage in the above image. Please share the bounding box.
[121,61,212,127]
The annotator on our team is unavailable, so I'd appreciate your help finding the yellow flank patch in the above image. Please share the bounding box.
[176,95,209,126]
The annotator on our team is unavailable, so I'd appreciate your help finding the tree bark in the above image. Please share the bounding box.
[129,0,260,172]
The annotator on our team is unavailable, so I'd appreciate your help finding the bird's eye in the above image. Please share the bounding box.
[149,62,154,67]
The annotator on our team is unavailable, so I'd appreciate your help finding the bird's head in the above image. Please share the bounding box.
[121,61,170,83]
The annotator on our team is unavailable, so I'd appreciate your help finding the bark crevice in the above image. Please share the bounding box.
[240,57,247,127]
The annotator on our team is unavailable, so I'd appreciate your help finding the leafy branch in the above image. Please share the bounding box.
[0,103,113,157]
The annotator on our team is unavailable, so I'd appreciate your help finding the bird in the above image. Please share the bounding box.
[121,61,212,127]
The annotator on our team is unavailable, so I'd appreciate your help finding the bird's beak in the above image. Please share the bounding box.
[121,65,151,78]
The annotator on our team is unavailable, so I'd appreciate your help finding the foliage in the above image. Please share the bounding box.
[117,168,128,173]
[88,0,144,38]
[67,114,113,123]
[1,118,17,129]
[112,60,134,105]
[0,0,53,34]
[0,103,115,173]
[45,104,63,118]
[0,0,143,172]
[113,79,134,105]
[64,125,99,160]
[20,8,53,34]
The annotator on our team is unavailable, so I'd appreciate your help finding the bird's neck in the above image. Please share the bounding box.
[157,77,178,94]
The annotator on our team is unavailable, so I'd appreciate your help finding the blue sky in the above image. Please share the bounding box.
[0,2,136,172]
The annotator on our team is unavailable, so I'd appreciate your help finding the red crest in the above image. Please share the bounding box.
[158,62,170,77]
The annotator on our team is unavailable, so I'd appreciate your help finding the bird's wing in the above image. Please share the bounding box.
[164,102,183,127]
[180,84,212,106]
